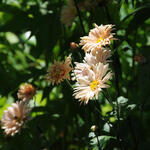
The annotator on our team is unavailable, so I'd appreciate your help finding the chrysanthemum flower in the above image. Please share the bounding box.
[61,0,77,26]
[80,24,115,54]
[1,101,30,136]
[73,63,112,104]
[72,62,90,81]
[72,49,111,80]
[46,55,72,85]
[83,48,111,64]
[17,83,36,102]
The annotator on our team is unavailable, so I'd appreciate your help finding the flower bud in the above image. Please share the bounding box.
[90,125,97,132]
[134,54,146,64]
[17,83,36,102]
[70,42,79,50]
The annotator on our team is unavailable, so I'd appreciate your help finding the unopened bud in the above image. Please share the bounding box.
[70,42,79,50]
[134,54,146,64]
[58,131,64,138]
[17,83,36,102]
[90,125,97,132]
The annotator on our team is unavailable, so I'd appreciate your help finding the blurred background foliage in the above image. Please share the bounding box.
[0,0,150,149]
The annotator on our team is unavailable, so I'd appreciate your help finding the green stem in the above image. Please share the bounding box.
[74,0,86,34]
[102,91,114,107]
[66,79,73,91]
[94,102,101,150]
[116,98,124,150]
[96,133,101,150]
[103,3,124,149]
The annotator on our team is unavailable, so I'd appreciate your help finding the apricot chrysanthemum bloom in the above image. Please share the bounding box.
[1,101,30,136]
[17,83,36,102]
[83,48,111,64]
[72,62,90,81]
[80,24,115,54]
[46,55,72,85]
[61,0,77,26]
[73,63,112,104]
[72,49,111,80]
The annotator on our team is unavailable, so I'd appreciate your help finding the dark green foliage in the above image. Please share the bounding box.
[0,0,150,149]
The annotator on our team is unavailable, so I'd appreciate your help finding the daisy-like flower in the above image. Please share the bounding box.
[1,101,30,136]
[72,62,90,81]
[46,55,72,85]
[83,48,111,64]
[17,83,36,102]
[80,24,115,54]
[72,48,111,80]
[61,0,77,26]
[73,62,112,104]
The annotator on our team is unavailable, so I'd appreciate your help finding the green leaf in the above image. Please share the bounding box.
[117,96,128,106]
[125,4,150,33]
[90,135,116,150]
[127,104,136,110]
[0,4,32,32]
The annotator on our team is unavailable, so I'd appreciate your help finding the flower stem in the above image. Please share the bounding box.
[66,79,73,91]
[103,3,124,149]
[101,91,113,107]
[94,102,101,150]
[74,0,86,34]
[96,133,101,150]
[37,125,51,148]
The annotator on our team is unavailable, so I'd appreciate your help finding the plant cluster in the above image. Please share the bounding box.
[0,0,150,150]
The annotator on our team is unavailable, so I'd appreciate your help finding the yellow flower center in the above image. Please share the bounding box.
[97,37,103,43]
[90,66,93,70]
[90,80,99,91]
